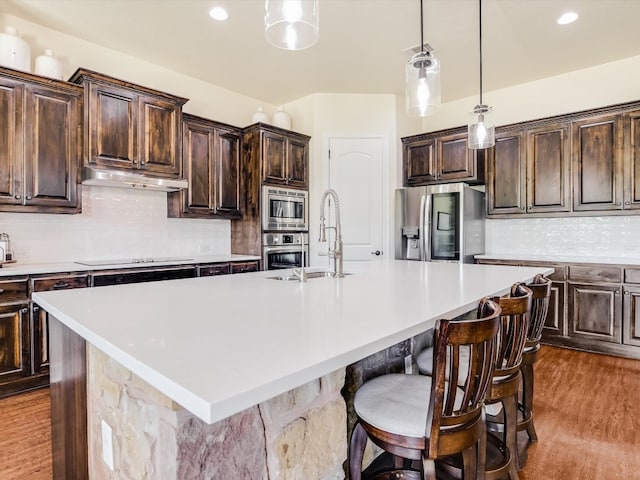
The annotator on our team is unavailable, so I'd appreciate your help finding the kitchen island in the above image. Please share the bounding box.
[33,260,551,479]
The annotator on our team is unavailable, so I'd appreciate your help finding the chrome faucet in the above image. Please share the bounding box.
[292,232,307,282]
[319,189,344,278]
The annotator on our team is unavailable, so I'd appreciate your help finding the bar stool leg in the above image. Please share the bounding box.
[349,422,367,480]
[522,362,538,442]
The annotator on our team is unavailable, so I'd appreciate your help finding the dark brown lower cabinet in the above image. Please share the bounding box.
[0,303,30,385]
[568,283,622,344]
[623,286,640,346]
[476,258,640,359]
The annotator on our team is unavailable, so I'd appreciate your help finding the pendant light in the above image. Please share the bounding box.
[405,0,441,116]
[468,0,495,149]
[265,0,319,51]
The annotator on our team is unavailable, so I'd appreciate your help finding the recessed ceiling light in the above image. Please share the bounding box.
[557,12,578,25]
[209,6,229,21]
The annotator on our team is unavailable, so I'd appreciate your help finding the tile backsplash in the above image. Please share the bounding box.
[486,216,640,258]
[0,186,230,263]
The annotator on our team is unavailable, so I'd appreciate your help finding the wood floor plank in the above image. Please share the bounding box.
[520,345,640,479]
[0,388,52,480]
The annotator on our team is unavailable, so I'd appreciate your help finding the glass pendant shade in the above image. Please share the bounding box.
[265,0,319,50]
[405,50,441,117]
[468,104,495,149]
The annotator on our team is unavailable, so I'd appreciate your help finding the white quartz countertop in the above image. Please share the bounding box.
[476,253,640,266]
[0,254,260,277]
[33,260,551,425]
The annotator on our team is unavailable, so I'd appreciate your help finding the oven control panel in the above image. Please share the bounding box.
[263,233,309,246]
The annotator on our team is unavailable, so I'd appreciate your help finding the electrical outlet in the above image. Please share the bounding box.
[101,419,114,471]
[404,355,413,375]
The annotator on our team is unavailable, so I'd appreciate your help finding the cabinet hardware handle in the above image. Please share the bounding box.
[26,195,32,200]
[0,289,4,294]
[625,201,630,205]
[52,282,70,289]
[371,250,382,256]
[21,308,28,314]
[140,161,145,165]
[33,305,40,311]
[624,291,630,295]
[616,202,621,206]
[15,195,21,200]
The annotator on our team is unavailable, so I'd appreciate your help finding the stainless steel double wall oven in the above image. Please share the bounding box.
[261,186,309,270]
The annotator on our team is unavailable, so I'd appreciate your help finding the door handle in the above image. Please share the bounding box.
[371,250,382,256]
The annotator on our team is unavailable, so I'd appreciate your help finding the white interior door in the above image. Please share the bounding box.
[328,137,384,261]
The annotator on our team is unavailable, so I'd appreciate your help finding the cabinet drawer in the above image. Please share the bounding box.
[568,265,622,284]
[198,263,230,277]
[230,261,259,274]
[31,274,90,292]
[624,268,640,284]
[0,278,29,303]
[524,262,566,281]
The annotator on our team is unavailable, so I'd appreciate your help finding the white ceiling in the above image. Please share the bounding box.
[1,0,639,106]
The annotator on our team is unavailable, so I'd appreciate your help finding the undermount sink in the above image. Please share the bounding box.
[268,271,352,281]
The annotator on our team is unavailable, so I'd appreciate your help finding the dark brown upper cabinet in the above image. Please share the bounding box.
[487,131,526,215]
[487,122,570,216]
[402,127,484,186]
[69,68,188,178]
[572,113,623,212]
[485,100,640,218]
[623,110,640,210]
[0,68,83,214]
[168,114,242,219]
[245,123,309,189]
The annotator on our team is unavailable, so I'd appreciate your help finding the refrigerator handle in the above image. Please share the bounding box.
[424,194,432,261]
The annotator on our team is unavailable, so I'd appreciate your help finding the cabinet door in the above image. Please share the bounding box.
[568,282,622,344]
[23,85,80,211]
[487,131,526,215]
[572,114,623,211]
[286,136,309,189]
[89,83,138,169]
[0,79,23,206]
[437,132,476,182]
[30,273,90,374]
[623,110,640,210]
[139,95,181,176]
[543,281,566,337]
[623,285,640,347]
[183,119,214,214]
[403,138,436,185]
[215,127,242,217]
[0,303,29,383]
[262,131,288,185]
[526,123,570,213]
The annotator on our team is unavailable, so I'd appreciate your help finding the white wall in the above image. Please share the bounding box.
[414,54,640,258]
[0,13,277,263]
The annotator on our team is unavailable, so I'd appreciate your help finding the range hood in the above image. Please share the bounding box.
[82,166,188,192]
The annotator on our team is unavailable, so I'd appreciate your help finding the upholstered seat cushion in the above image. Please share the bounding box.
[354,373,462,438]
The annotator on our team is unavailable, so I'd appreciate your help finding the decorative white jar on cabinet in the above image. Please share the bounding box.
[0,26,31,72]
[252,107,270,124]
[35,49,63,79]
[272,106,291,130]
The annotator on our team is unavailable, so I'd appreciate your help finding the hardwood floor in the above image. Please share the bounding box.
[0,346,638,479]
[520,345,640,479]
[0,388,52,479]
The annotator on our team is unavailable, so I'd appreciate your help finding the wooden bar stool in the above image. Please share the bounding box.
[417,284,532,480]
[516,274,551,469]
[348,298,501,480]
[483,284,532,480]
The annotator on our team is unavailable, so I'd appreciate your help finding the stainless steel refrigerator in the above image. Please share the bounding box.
[395,183,485,263]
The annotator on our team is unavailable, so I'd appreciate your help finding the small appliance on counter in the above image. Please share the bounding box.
[395,183,485,264]
[0,232,14,264]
